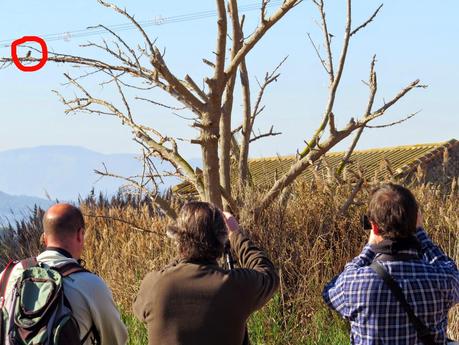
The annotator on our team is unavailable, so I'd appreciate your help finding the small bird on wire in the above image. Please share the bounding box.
[25,50,31,59]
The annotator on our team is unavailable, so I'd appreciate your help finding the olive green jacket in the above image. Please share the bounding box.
[133,232,279,345]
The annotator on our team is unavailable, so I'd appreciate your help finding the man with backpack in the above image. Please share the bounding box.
[0,203,128,345]
[323,183,459,344]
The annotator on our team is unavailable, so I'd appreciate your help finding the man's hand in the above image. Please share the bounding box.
[222,212,241,240]
[367,221,383,245]
[368,228,380,245]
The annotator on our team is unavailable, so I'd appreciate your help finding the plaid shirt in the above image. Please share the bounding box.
[323,229,459,345]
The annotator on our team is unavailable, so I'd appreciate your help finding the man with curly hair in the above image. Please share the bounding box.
[133,201,279,345]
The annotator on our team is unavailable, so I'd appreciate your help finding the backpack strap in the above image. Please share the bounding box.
[55,262,98,344]
[0,260,17,306]
[81,324,100,345]
[55,262,89,278]
[370,261,436,345]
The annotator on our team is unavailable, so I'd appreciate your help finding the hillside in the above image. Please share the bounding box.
[0,191,52,223]
[0,146,200,201]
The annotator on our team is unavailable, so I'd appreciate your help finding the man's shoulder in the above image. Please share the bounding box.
[141,262,227,290]
[385,259,457,280]
[340,264,378,283]
[65,270,109,290]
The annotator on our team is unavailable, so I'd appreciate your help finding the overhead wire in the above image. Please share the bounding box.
[0,0,284,47]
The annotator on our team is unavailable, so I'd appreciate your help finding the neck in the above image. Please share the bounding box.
[46,246,73,258]
[45,244,78,259]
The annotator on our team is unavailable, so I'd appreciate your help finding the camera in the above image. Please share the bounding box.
[361,215,372,231]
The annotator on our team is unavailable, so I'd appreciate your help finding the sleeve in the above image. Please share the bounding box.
[416,228,458,268]
[228,231,279,313]
[322,245,376,318]
[88,276,128,345]
[132,271,159,323]
[416,228,459,304]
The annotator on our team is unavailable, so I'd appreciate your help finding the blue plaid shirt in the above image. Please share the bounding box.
[323,229,459,344]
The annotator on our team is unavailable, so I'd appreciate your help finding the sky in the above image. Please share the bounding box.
[0,0,458,159]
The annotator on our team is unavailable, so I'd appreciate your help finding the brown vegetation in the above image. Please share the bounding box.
[1,179,457,341]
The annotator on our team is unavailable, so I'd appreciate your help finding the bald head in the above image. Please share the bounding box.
[43,203,85,241]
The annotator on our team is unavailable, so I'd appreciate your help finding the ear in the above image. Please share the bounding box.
[76,227,85,243]
[42,233,48,246]
[371,221,380,235]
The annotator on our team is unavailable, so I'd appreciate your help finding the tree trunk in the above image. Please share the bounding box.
[219,74,237,211]
[202,112,223,208]
[238,59,252,189]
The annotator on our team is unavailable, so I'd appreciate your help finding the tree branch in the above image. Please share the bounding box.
[224,0,301,81]
[350,4,383,37]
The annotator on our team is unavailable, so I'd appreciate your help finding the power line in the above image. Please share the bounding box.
[0,1,283,47]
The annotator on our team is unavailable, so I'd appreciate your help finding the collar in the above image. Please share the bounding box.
[371,236,421,261]
[177,257,219,267]
[45,247,74,259]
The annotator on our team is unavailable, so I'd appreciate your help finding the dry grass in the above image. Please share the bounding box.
[1,180,457,342]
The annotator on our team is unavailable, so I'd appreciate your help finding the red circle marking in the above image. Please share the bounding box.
[11,36,48,72]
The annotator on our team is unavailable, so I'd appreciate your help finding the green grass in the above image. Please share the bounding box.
[121,310,148,345]
[248,294,349,344]
[120,295,350,345]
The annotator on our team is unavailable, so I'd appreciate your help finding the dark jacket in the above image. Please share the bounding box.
[133,232,279,345]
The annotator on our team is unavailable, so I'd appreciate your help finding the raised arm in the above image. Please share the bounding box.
[322,244,375,317]
[223,213,279,313]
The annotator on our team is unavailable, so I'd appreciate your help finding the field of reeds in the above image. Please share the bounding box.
[1,180,458,344]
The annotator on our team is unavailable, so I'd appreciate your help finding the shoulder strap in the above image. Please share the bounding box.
[54,262,89,278]
[0,260,17,305]
[370,261,436,345]
[20,257,39,270]
[81,324,100,345]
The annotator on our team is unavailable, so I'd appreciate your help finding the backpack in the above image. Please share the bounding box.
[0,257,99,345]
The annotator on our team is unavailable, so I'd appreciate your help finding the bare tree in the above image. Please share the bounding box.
[1,0,425,219]
[253,0,425,216]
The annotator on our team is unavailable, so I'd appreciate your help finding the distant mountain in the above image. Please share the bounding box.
[0,146,201,201]
[0,191,52,223]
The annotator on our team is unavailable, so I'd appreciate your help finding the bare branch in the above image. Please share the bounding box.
[300,0,352,158]
[84,213,166,235]
[184,74,208,102]
[86,24,142,67]
[364,80,425,123]
[306,32,329,75]
[135,97,187,111]
[257,77,423,215]
[350,4,383,37]
[365,110,420,129]
[337,54,377,174]
[328,111,337,135]
[313,0,334,81]
[58,73,205,199]
[249,126,282,143]
[94,165,177,219]
[213,0,228,90]
[238,56,287,187]
[338,178,364,216]
[96,0,155,55]
[224,0,301,81]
